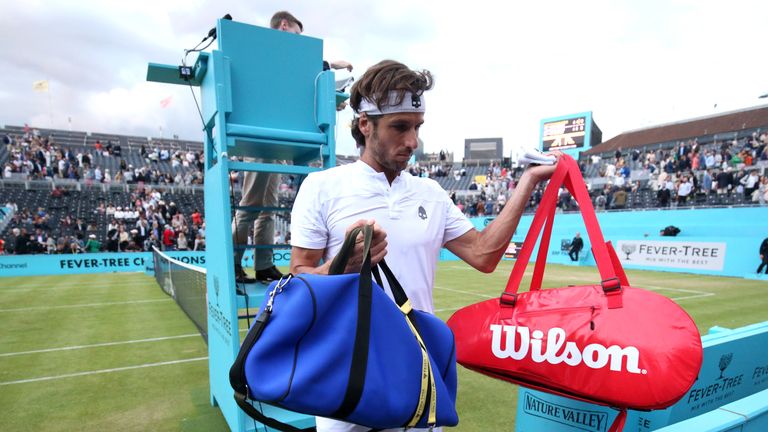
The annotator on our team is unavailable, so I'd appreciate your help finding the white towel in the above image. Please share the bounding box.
[518,149,556,166]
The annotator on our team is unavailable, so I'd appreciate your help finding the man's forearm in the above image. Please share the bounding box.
[471,174,538,270]
[290,260,332,276]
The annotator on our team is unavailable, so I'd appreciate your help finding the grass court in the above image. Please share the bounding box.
[1,261,766,431]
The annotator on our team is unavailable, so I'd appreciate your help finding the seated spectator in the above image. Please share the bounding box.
[162,224,175,251]
[716,168,733,194]
[756,175,768,205]
[595,192,607,211]
[612,187,628,209]
[46,236,56,254]
[130,229,142,245]
[676,175,693,205]
[70,235,84,254]
[701,169,713,194]
[657,187,671,207]
[176,231,189,251]
[741,171,760,198]
[144,233,160,251]
[118,227,130,251]
[191,209,203,226]
[83,234,101,253]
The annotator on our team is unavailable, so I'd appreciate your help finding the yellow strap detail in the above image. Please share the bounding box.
[399,300,412,314]
[403,316,437,428]
[406,343,430,427]
[428,359,437,425]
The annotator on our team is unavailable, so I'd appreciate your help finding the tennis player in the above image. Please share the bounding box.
[290,59,561,431]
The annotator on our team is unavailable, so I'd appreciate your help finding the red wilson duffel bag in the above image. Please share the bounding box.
[447,156,702,430]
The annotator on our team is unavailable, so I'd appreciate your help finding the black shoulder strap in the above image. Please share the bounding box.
[332,226,374,418]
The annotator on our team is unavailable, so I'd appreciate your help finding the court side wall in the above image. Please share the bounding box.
[0,207,766,278]
[463,206,768,278]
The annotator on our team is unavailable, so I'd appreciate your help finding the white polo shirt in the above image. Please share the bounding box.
[291,160,474,313]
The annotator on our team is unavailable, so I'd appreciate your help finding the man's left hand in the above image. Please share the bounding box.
[524,151,564,184]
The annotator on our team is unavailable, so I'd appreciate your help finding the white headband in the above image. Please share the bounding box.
[357,91,426,115]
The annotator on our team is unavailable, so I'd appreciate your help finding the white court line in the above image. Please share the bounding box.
[0,334,199,357]
[433,286,494,299]
[0,357,208,386]
[0,298,169,313]
[445,265,533,276]
[0,328,247,358]
[642,285,712,294]
[1,283,146,293]
[2,276,147,288]
[445,265,474,270]
[434,306,462,313]
[671,293,716,301]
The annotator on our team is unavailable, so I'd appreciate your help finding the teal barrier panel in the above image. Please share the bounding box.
[0,251,206,277]
[655,388,768,432]
[0,250,296,278]
[472,207,768,278]
[3,207,765,278]
[514,321,768,431]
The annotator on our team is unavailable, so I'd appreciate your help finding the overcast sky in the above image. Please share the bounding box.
[2,0,767,157]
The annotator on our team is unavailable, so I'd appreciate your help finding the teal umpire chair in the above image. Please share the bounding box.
[148,17,342,431]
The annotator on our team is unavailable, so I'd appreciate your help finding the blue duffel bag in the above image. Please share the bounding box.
[229,225,459,430]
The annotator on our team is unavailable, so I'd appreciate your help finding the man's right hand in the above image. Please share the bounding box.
[341,219,387,273]
[330,60,353,72]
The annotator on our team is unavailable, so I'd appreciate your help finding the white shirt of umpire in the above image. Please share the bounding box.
[292,161,472,432]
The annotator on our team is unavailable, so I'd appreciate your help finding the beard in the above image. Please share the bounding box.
[370,130,411,173]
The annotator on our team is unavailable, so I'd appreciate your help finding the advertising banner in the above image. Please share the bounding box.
[515,322,768,431]
[615,240,726,271]
[0,250,291,278]
[0,251,205,277]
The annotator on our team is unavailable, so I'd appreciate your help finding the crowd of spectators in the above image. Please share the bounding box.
[1,185,206,255]
[584,131,768,209]
[461,162,522,216]
[2,125,767,255]
[403,130,767,218]
[2,128,205,187]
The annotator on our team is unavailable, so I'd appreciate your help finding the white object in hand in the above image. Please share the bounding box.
[518,149,556,166]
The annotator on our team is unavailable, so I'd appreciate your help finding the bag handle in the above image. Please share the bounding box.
[328,225,373,275]
[503,159,569,300]
[504,156,625,308]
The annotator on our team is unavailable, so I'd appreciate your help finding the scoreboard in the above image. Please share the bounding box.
[539,112,600,154]
[542,117,586,151]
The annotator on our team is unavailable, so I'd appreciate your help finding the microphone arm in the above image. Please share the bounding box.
[204,13,232,41]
